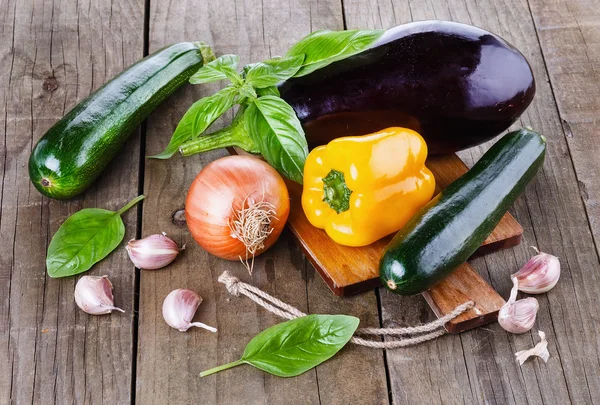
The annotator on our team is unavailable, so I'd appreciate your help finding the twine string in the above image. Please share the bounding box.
[218,271,474,349]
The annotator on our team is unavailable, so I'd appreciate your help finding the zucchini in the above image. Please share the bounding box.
[29,42,214,199]
[380,128,546,295]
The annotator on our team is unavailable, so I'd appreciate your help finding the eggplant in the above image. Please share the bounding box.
[279,21,535,154]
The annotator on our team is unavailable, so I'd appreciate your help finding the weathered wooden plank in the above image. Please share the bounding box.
[455,0,600,402]
[343,0,600,403]
[138,0,387,404]
[525,0,600,403]
[527,0,600,244]
[304,264,388,405]
[0,0,144,404]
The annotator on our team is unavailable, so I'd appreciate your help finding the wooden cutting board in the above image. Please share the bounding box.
[284,154,520,333]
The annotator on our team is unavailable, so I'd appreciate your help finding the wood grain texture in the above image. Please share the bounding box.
[343,0,600,403]
[526,0,600,402]
[4,0,600,403]
[528,0,600,245]
[0,0,144,404]
[137,0,387,404]
[423,264,505,333]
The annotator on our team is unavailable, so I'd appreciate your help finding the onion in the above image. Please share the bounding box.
[185,155,290,269]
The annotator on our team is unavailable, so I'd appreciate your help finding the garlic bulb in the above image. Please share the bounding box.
[74,275,125,315]
[498,277,539,334]
[126,233,182,270]
[162,289,217,333]
[512,247,560,294]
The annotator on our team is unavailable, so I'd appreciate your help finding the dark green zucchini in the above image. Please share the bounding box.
[380,128,546,295]
[29,42,213,199]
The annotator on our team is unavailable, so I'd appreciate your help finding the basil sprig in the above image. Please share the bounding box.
[256,86,280,97]
[151,86,238,159]
[200,314,359,378]
[245,96,307,184]
[155,28,384,183]
[244,55,304,88]
[189,54,242,85]
[46,195,145,278]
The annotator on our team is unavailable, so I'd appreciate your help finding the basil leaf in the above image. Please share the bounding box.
[238,83,257,101]
[244,96,308,184]
[151,86,238,159]
[286,29,384,77]
[244,55,304,88]
[46,195,145,278]
[189,54,242,84]
[201,314,359,378]
[256,86,280,97]
[243,315,359,376]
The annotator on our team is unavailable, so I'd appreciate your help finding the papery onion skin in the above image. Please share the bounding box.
[185,155,290,260]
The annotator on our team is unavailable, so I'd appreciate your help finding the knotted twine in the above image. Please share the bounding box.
[218,271,475,349]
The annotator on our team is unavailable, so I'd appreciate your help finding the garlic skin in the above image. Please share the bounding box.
[498,278,539,334]
[515,330,550,365]
[126,233,182,270]
[74,275,125,315]
[162,289,217,333]
[512,248,560,294]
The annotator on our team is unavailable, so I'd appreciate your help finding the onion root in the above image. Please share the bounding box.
[229,197,277,274]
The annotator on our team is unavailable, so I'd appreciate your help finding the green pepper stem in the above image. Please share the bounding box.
[199,359,245,377]
[117,195,146,215]
[322,170,352,213]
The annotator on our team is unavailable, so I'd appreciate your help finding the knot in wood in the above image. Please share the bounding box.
[43,76,58,92]
[171,208,186,227]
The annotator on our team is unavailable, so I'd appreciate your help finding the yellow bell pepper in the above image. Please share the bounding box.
[301,127,436,247]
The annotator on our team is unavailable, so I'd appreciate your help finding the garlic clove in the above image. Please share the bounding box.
[512,247,560,294]
[74,275,125,315]
[126,233,182,270]
[515,330,550,365]
[499,297,539,334]
[498,277,539,334]
[162,289,217,333]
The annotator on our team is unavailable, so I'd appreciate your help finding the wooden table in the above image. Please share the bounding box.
[2,0,599,403]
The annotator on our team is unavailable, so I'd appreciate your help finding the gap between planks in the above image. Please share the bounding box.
[130,0,153,404]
